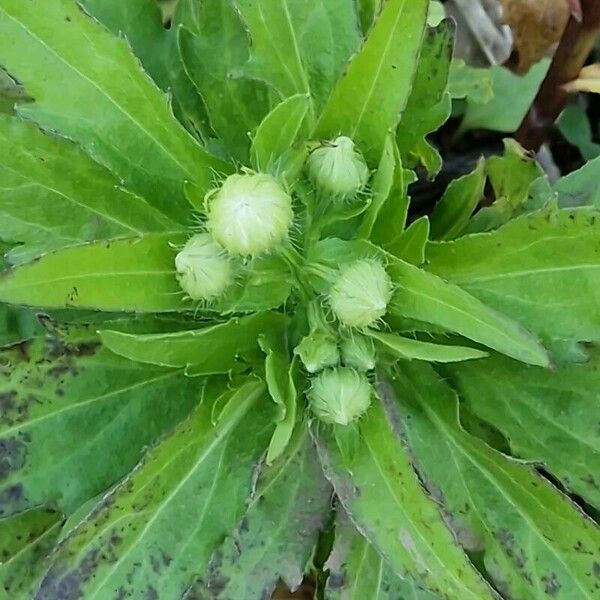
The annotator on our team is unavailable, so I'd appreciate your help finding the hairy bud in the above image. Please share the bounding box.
[175,233,233,301]
[341,334,376,371]
[309,367,372,425]
[329,259,393,328]
[295,332,340,373]
[307,136,369,197]
[206,173,293,256]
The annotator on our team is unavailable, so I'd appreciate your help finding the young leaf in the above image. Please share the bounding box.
[396,21,454,177]
[326,512,439,600]
[313,401,496,600]
[554,154,600,208]
[429,158,486,241]
[79,0,210,140]
[426,207,600,343]
[0,115,177,264]
[101,312,287,374]
[37,379,274,599]
[188,426,331,599]
[369,331,488,363]
[448,59,493,105]
[0,508,63,598]
[0,0,229,223]
[444,352,600,509]
[233,0,360,115]
[0,304,41,347]
[386,215,430,265]
[0,327,201,517]
[0,233,186,313]
[251,94,310,173]
[178,0,270,162]
[386,254,550,367]
[316,0,428,164]
[389,362,600,600]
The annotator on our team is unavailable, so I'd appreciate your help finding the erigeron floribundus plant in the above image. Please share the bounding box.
[307,136,370,198]
[1,1,599,599]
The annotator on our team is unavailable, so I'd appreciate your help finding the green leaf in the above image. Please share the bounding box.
[37,379,273,599]
[430,158,486,240]
[178,1,270,162]
[0,0,229,223]
[460,60,549,133]
[425,207,600,343]
[313,400,496,600]
[554,155,600,208]
[369,331,488,363]
[0,304,41,347]
[0,327,201,517]
[0,508,63,599]
[448,59,493,105]
[234,0,360,116]
[359,134,396,239]
[316,0,428,165]
[0,115,177,264]
[386,253,550,367]
[101,312,287,374]
[79,0,210,141]
[389,361,600,600]
[396,21,454,177]
[326,511,440,600]
[443,352,600,509]
[251,94,310,173]
[355,0,382,35]
[386,215,430,265]
[0,233,187,312]
[189,425,331,599]
[558,104,600,161]
[258,332,299,464]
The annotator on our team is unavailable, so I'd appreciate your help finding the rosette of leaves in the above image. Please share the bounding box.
[0,1,599,599]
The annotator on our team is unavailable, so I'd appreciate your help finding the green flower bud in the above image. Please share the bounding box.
[341,334,376,371]
[295,332,340,373]
[206,173,293,256]
[175,233,233,301]
[329,259,393,328]
[309,367,372,425]
[307,136,369,197]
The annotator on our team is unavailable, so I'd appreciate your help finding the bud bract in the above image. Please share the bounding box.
[175,233,233,301]
[295,332,340,373]
[341,334,376,371]
[309,367,372,425]
[329,259,393,328]
[307,136,369,197]
[206,173,293,256]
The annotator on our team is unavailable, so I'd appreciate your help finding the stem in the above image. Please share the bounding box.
[515,0,600,153]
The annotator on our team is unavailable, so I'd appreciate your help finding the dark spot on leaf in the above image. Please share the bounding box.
[0,436,28,480]
[327,572,345,589]
[593,562,600,580]
[146,585,159,600]
[541,573,561,596]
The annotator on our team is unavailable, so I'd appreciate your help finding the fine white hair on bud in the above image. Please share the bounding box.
[307,136,369,198]
[309,367,372,425]
[206,173,293,256]
[341,334,376,371]
[175,233,233,301]
[329,259,393,328]
[294,332,340,373]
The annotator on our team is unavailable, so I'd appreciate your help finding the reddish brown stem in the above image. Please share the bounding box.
[515,0,600,153]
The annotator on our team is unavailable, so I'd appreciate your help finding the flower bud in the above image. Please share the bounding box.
[341,334,376,371]
[206,173,293,256]
[175,233,233,301]
[329,259,393,328]
[295,332,340,373]
[307,136,369,197]
[309,367,372,425]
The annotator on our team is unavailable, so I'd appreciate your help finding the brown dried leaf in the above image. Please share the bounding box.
[502,0,569,72]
